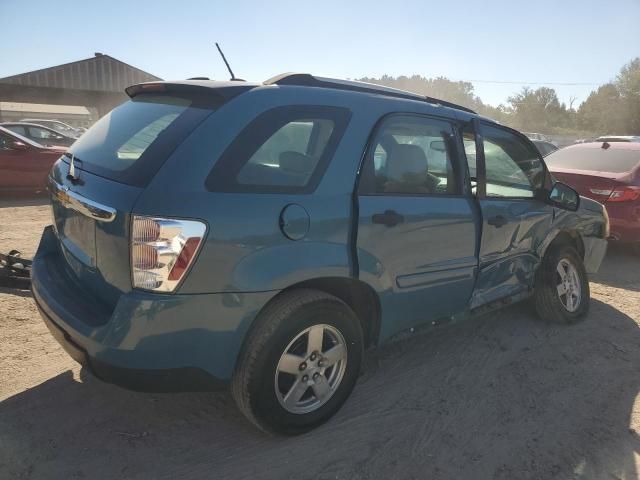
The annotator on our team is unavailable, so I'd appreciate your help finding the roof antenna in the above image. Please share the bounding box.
[215,43,244,82]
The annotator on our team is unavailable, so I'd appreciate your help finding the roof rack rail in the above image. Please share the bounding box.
[264,73,476,114]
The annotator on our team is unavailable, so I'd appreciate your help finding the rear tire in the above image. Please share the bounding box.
[231,289,363,435]
[534,245,590,324]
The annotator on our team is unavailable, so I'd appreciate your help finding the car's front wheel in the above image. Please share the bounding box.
[534,244,590,323]
[231,289,363,435]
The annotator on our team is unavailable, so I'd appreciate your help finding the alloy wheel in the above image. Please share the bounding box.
[274,324,348,414]
[556,258,582,312]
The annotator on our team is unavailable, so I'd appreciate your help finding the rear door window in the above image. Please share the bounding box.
[359,115,460,195]
[206,106,351,193]
[66,94,216,186]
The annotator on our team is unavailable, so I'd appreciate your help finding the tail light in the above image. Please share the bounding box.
[131,216,206,292]
[606,186,640,202]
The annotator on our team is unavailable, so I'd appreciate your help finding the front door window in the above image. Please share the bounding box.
[481,125,545,198]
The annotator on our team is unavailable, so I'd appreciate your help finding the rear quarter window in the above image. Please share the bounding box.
[66,94,216,186]
[206,105,351,193]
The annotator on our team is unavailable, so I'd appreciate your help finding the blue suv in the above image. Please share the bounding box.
[32,74,609,434]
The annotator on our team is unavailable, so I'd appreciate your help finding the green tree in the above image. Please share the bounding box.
[357,75,511,124]
[359,60,640,136]
[358,75,481,110]
[577,58,640,134]
[616,58,640,133]
[507,87,571,133]
[576,83,625,133]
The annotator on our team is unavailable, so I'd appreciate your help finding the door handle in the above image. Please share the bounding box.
[487,215,508,228]
[372,210,404,227]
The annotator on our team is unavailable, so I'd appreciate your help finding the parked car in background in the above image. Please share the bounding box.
[547,142,640,249]
[19,118,83,138]
[531,139,559,157]
[594,135,640,143]
[32,75,608,435]
[524,132,553,142]
[0,126,66,193]
[1,122,76,147]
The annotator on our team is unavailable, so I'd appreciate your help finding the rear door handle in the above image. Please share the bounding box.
[487,215,508,228]
[372,210,404,227]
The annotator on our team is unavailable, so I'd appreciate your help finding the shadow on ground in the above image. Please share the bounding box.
[0,286,31,298]
[592,243,640,292]
[1,299,638,480]
[0,194,49,208]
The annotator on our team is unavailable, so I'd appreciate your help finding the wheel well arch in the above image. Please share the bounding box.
[278,277,382,348]
[545,230,585,260]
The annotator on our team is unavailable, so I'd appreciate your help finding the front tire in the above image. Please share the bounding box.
[534,245,590,323]
[231,289,363,435]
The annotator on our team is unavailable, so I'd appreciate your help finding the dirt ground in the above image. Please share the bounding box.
[1,197,639,480]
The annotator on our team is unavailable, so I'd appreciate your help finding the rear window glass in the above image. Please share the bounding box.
[66,94,215,186]
[207,106,351,193]
[546,147,640,173]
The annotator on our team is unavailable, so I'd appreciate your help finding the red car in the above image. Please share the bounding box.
[547,142,640,247]
[0,126,66,193]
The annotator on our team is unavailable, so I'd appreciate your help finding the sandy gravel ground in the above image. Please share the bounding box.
[1,197,639,480]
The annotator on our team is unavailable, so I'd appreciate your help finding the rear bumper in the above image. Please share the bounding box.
[606,203,640,243]
[37,300,224,392]
[608,219,640,243]
[32,226,278,392]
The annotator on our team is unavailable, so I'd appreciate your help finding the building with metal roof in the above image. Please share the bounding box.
[0,53,161,123]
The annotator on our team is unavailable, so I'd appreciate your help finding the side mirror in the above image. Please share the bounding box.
[548,182,579,211]
[10,141,28,151]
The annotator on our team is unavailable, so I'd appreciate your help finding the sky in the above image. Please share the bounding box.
[1,0,639,108]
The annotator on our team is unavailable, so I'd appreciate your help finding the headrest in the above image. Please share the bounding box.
[387,144,428,181]
[279,151,315,174]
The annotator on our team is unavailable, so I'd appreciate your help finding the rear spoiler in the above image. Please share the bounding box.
[125,81,256,106]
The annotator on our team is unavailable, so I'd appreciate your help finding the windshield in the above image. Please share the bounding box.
[67,94,214,186]
[546,146,640,173]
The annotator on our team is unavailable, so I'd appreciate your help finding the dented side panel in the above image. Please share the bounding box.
[471,196,608,310]
[470,199,553,309]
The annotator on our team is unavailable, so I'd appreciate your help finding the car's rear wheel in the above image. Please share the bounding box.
[231,289,363,435]
[534,244,590,323]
